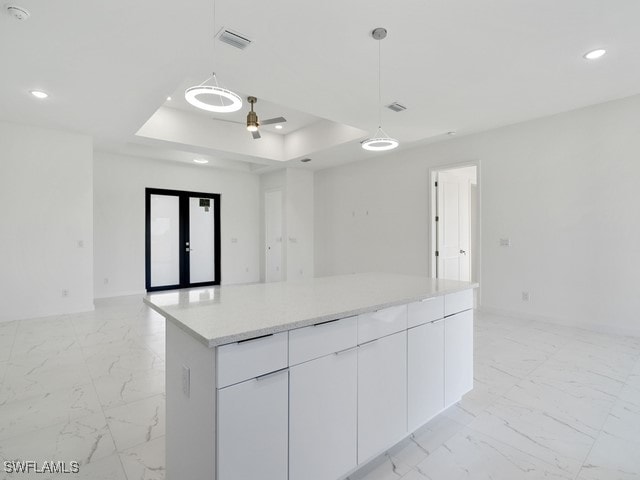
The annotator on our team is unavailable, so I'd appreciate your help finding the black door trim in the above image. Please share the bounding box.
[145,188,221,292]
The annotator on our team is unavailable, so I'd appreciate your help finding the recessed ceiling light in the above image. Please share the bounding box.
[300,158,312,163]
[166,96,172,101]
[446,131,457,136]
[584,48,606,60]
[193,158,209,164]
[275,125,283,130]
[30,90,48,99]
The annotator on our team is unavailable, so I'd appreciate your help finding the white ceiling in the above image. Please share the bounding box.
[2,0,640,171]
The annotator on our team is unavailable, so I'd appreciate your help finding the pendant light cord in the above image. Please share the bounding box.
[211,0,227,107]
[378,36,382,130]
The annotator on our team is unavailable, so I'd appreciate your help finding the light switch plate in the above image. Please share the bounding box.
[499,238,511,247]
[182,365,190,398]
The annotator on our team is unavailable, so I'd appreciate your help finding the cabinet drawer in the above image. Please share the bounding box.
[444,289,473,316]
[358,305,407,344]
[217,331,288,388]
[289,316,357,366]
[408,296,444,328]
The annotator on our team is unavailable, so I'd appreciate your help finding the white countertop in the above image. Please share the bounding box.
[144,273,477,347]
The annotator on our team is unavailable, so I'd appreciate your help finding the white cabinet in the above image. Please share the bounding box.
[358,305,407,344]
[217,369,289,480]
[217,332,288,388]
[408,297,444,328]
[444,309,474,405]
[357,331,407,464]
[289,316,357,365]
[444,289,473,317]
[408,320,444,431]
[289,348,357,480]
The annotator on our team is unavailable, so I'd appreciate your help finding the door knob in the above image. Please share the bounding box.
[460,249,466,254]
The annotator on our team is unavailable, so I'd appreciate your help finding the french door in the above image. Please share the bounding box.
[145,188,221,292]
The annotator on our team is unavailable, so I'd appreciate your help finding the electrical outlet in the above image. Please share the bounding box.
[231,237,238,243]
[77,240,84,248]
[104,278,109,285]
[500,238,511,247]
[522,291,530,302]
[62,289,69,297]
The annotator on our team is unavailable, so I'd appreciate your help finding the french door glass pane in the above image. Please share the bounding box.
[150,194,180,287]
[189,196,216,284]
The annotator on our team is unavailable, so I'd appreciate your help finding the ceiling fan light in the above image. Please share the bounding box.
[185,85,242,113]
[362,137,399,151]
[246,109,259,132]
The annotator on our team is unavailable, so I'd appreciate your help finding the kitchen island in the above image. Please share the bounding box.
[145,273,477,480]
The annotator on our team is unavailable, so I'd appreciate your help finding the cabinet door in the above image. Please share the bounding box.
[357,331,407,464]
[444,309,474,406]
[217,369,288,480]
[289,349,357,480]
[408,320,444,431]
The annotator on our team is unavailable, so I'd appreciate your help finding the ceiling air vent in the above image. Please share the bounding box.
[387,102,407,112]
[217,28,252,50]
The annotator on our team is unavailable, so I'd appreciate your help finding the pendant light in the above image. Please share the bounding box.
[184,0,242,113]
[362,27,399,152]
[185,73,242,113]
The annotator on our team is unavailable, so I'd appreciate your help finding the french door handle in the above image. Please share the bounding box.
[460,249,466,255]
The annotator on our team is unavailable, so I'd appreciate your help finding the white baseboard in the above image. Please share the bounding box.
[93,290,146,300]
[478,306,640,338]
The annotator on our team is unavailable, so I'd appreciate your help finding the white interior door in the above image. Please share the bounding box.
[265,190,283,282]
[436,171,471,281]
[149,194,180,288]
[189,197,216,284]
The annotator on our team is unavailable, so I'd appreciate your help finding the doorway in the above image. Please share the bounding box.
[264,189,283,282]
[145,188,221,292]
[431,165,478,282]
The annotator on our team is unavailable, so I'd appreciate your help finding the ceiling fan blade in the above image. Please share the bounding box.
[251,130,261,139]
[260,116,287,126]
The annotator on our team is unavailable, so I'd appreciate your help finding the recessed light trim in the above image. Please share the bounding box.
[6,5,30,20]
[193,158,209,164]
[30,90,48,99]
[275,125,283,130]
[166,96,172,101]
[584,48,606,60]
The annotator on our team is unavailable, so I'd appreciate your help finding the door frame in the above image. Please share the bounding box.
[145,188,221,292]
[428,160,481,303]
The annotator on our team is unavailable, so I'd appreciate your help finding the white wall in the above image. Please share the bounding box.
[315,94,640,336]
[94,153,260,298]
[285,168,314,280]
[0,121,94,321]
[258,168,314,282]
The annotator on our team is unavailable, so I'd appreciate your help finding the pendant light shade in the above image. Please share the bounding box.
[362,27,399,152]
[361,127,399,151]
[185,74,243,113]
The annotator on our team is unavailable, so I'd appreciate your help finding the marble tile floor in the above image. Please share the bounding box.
[0,296,638,480]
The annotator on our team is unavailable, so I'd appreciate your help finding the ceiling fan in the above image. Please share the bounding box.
[246,96,286,139]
